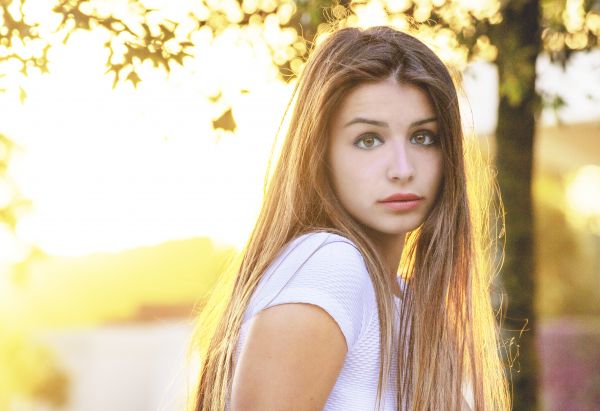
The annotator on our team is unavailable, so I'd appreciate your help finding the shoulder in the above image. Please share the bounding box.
[232,284,348,410]
[282,231,367,272]
[247,230,375,351]
[269,231,372,295]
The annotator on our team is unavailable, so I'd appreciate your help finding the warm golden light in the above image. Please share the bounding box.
[1,6,298,259]
[0,1,598,409]
[566,164,600,233]
[1,0,492,261]
[564,0,586,33]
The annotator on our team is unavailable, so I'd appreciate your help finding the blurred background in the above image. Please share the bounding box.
[0,1,598,410]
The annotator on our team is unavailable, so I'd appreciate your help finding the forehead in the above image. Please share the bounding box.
[331,78,436,126]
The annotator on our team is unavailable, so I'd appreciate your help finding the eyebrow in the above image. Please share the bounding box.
[343,116,438,128]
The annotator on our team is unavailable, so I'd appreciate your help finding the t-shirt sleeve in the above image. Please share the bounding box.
[252,234,374,352]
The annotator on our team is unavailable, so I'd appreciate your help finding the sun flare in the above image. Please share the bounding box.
[1,16,293,258]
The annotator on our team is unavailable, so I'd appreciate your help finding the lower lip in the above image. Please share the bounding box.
[378,199,423,211]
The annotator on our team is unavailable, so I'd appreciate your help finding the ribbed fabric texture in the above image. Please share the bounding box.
[230,231,403,410]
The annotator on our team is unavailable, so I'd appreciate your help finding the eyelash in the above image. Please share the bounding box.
[354,133,383,149]
[411,130,438,146]
[353,130,438,149]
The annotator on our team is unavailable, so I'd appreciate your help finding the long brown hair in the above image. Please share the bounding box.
[193,26,510,410]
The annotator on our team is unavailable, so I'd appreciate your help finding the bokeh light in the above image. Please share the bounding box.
[566,165,600,234]
[0,0,598,409]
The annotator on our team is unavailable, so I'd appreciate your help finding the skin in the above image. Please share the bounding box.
[230,78,444,410]
[230,304,346,411]
[327,77,443,285]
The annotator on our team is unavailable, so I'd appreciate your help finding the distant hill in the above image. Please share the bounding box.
[2,237,237,328]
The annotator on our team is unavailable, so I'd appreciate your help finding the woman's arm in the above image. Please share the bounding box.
[230,303,347,411]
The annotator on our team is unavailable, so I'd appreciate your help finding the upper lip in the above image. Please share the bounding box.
[379,193,423,202]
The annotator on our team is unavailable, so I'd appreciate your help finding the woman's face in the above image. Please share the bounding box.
[327,78,443,241]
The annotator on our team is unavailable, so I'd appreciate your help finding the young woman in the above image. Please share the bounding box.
[193,25,510,410]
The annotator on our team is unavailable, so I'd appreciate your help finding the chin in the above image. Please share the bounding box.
[383,217,425,233]
[352,210,427,238]
[364,222,421,238]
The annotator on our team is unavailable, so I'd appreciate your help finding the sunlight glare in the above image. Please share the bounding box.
[564,0,586,33]
[0,178,12,209]
[566,165,600,234]
[384,0,411,14]
[352,0,390,28]
[0,223,27,265]
[456,0,500,20]
[1,17,293,257]
[0,0,545,261]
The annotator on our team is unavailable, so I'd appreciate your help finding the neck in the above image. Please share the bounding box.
[364,228,406,295]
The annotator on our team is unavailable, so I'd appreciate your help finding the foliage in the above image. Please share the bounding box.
[0,134,44,284]
[0,1,598,409]
[1,1,598,93]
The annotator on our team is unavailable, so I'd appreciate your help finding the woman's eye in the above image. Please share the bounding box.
[354,134,383,149]
[410,131,437,146]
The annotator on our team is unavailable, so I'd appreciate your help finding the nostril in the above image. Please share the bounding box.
[388,158,414,181]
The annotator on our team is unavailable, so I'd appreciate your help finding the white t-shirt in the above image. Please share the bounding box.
[230,231,404,410]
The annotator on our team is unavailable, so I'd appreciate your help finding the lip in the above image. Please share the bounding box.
[379,193,423,202]
[378,193,423,212]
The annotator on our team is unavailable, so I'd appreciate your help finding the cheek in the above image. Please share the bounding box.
[435,163,445,201]
[331,163,356,197]
[434,157,444,188]
[335,157,379,197]
[328,154,375,212]
[424,151,444,191]
[327,154,348,197]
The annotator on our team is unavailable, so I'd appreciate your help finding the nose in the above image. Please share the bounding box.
[386,141,414,182]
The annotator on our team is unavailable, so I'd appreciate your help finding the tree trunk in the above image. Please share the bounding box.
[491,1,541,410]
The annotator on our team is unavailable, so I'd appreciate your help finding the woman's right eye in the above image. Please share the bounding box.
[354,134,383,149]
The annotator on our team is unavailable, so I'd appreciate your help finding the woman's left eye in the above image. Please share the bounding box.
[410,131,437,146]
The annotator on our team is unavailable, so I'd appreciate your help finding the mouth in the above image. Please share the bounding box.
[379,193,423,202]
[378,194,423,211]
